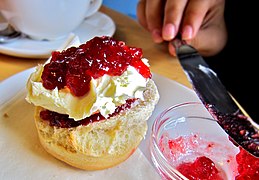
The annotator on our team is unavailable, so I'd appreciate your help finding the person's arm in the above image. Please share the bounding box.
[137,0,227,57]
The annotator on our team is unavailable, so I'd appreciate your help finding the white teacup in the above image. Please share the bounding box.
[0,0,102,40]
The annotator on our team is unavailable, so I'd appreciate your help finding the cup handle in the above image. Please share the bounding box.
[85,0,102,18]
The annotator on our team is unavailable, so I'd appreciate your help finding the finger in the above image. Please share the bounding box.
[189,21,227,56]
[168,23,227,57]
[163,0,188,41]
[145,0,164,31]
[181,0,210,40]
[168,43,177,56]
[137,0,148,30]
[145,0,165,43]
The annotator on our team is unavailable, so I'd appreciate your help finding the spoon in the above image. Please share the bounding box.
[0,23,22,43]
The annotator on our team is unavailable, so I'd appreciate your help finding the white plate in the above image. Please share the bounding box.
[0,68,200,179]
[0,12,115,59]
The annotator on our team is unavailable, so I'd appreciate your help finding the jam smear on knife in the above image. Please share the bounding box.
[208,107,259,157]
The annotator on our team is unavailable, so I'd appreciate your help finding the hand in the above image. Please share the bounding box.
[137,0,227,57]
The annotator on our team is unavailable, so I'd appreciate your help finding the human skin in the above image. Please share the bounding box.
[137,0,227,57]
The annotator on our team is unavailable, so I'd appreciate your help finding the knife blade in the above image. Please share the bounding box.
[172,39,259,157]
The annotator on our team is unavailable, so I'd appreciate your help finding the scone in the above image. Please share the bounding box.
[26,36,160,170]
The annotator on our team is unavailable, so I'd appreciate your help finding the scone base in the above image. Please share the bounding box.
[33,79,159,170]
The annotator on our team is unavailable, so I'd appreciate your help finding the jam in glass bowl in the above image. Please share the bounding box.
[149,102,259,180]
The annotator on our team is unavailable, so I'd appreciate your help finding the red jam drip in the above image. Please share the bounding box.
[39,99,137,128]
[41,36,151,96]
[176,156,223,180]
[235,147,259,179]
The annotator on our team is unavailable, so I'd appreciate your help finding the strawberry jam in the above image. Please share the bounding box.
[235,147,259,179]
[40,99,137,128]
[177,156,223,180]
[41,36,151,97]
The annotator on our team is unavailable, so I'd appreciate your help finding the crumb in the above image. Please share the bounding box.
[3,113,9,118]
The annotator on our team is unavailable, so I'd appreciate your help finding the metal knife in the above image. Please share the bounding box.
[172,39,259,157]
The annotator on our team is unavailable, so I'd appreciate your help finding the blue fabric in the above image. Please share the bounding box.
[102,0,138,19]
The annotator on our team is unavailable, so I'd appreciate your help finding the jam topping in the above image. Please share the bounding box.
[177,156,223,180]
[40,99,137,128]
[41,36,151,97]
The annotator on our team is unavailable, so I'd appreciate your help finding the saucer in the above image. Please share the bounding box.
[0,12,116,59]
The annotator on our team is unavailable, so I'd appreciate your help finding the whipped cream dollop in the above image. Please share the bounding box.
[26,61,149,120]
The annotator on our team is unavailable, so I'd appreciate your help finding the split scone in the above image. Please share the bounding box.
[26,36,160,170]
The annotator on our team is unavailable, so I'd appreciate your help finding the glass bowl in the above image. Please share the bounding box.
[150,102,242,180]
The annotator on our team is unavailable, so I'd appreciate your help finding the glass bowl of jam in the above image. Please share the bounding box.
[150,102,259,180]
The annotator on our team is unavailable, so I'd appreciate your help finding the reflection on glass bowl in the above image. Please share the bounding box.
[149,102,242,180]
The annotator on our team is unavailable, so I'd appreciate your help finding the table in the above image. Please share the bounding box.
[0,6,253,179]
[0,6,191,89]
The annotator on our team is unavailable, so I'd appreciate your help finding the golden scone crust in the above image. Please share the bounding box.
[34,79,159,170]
